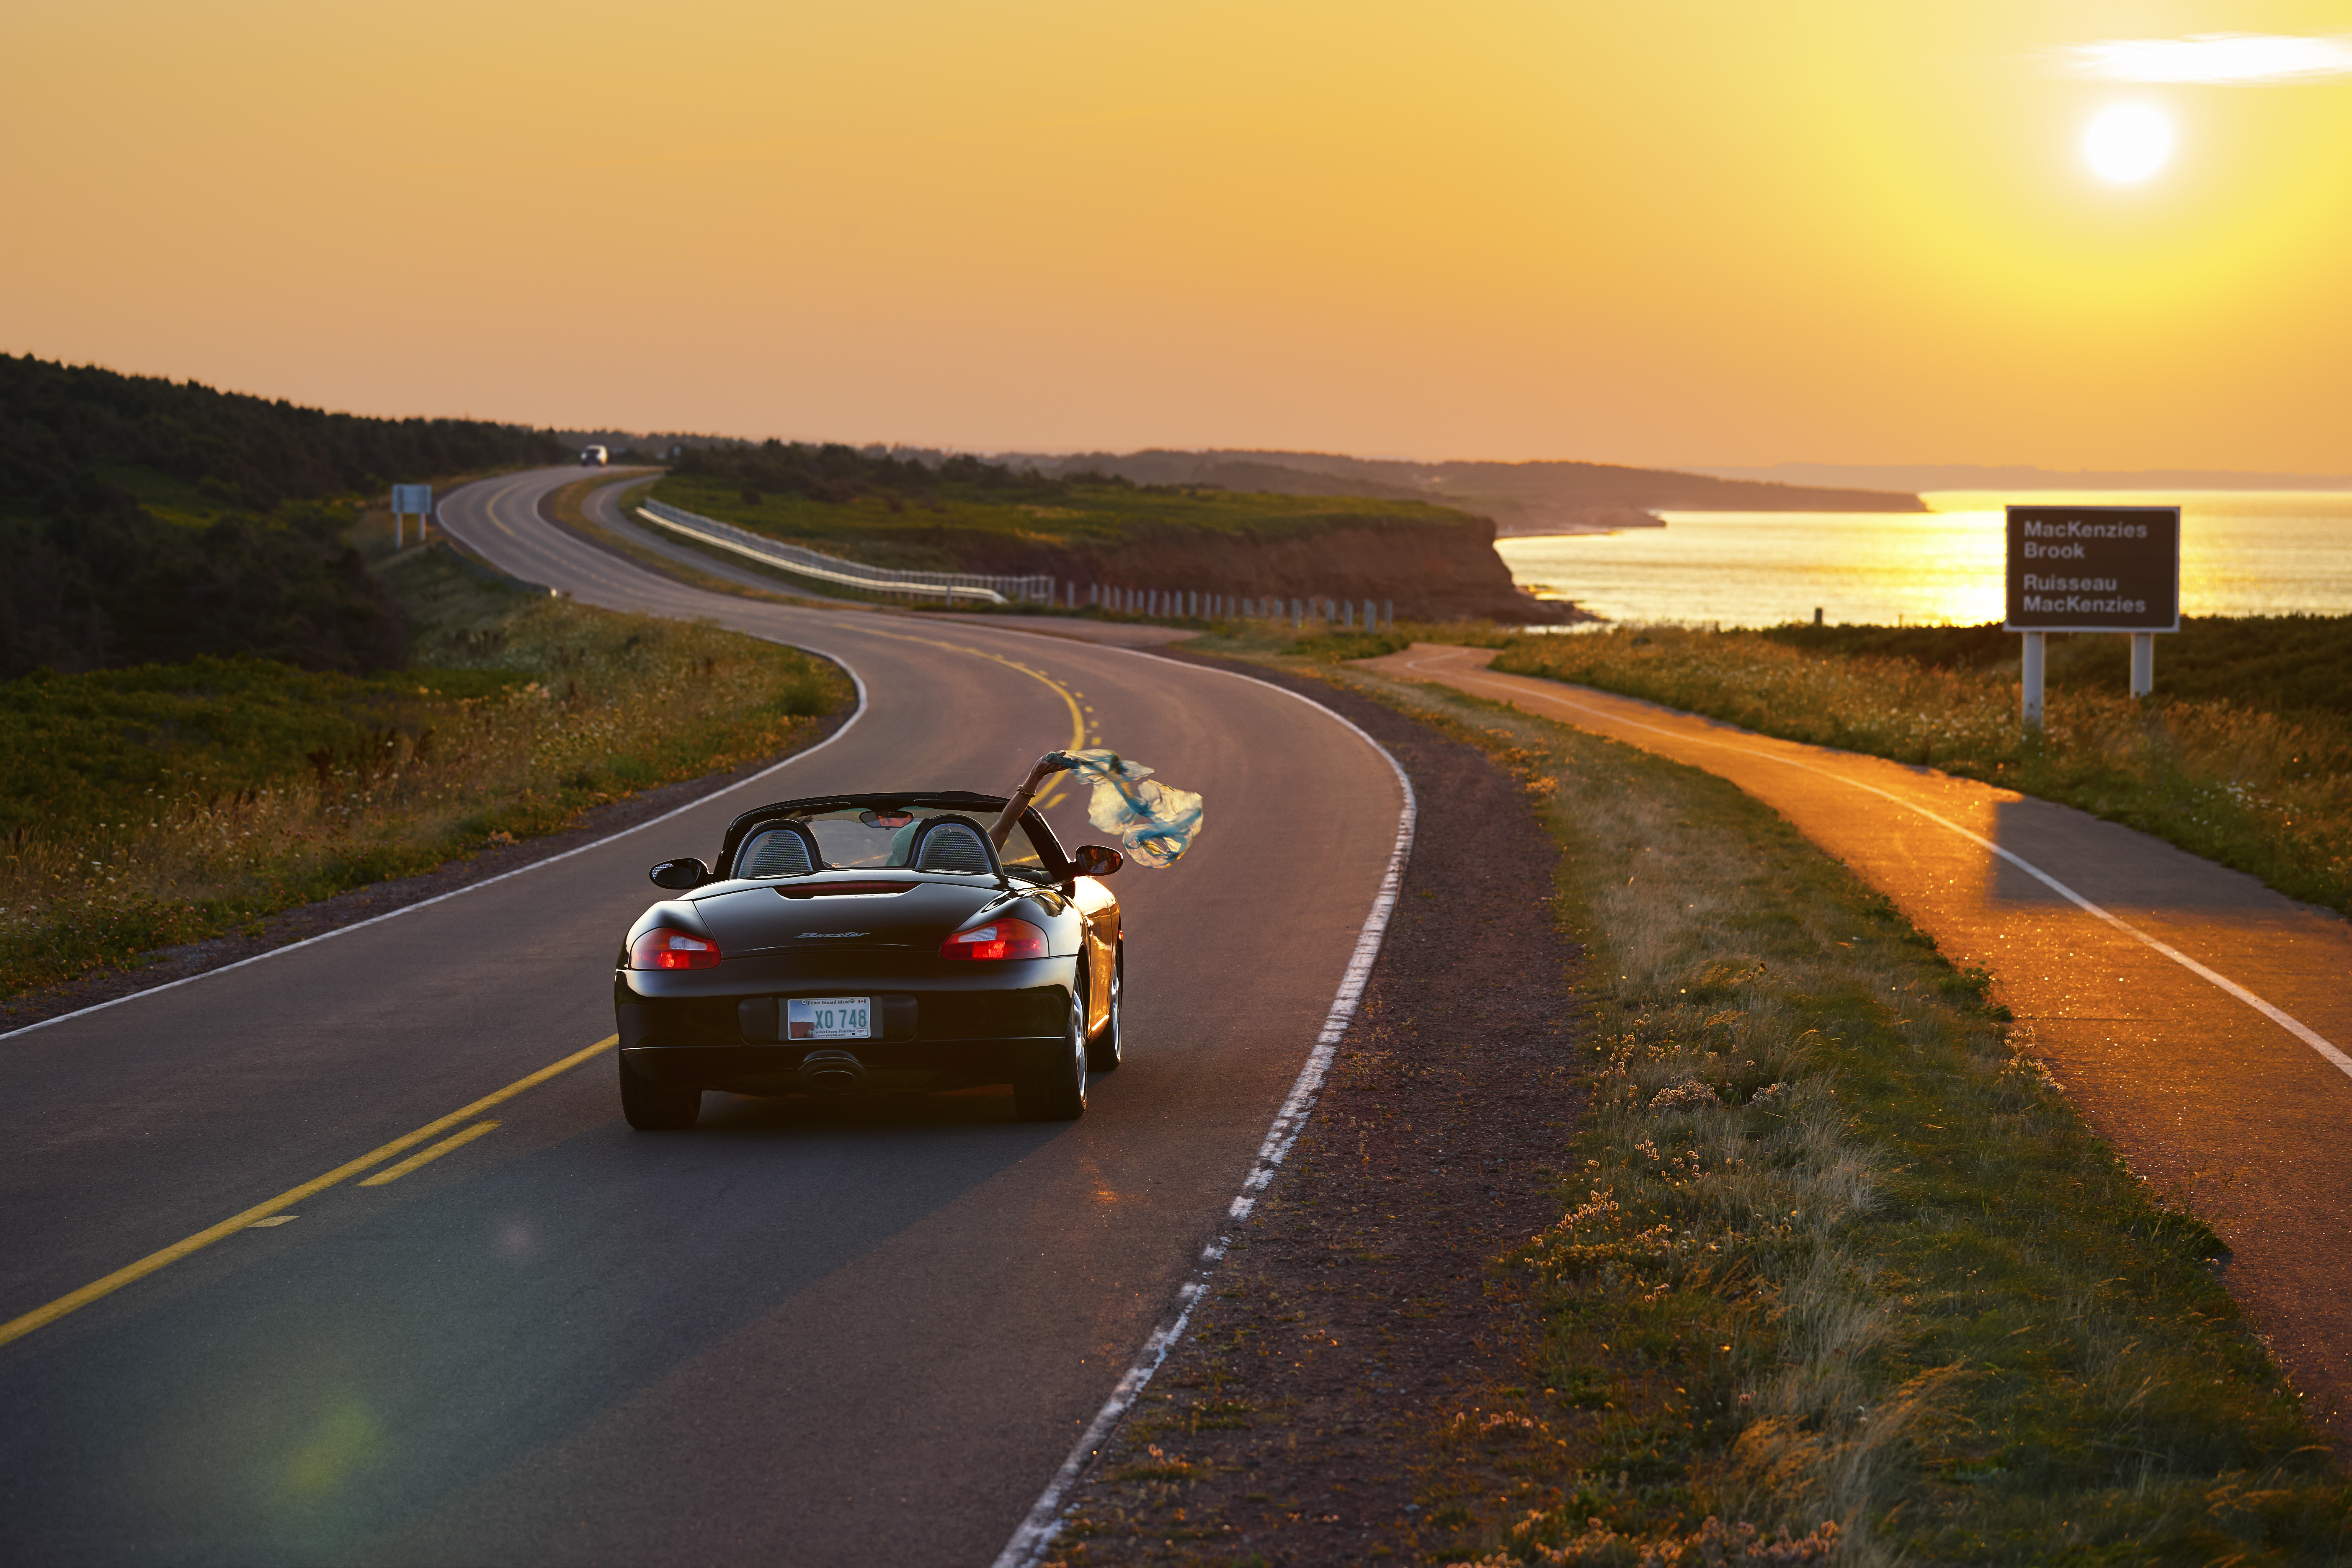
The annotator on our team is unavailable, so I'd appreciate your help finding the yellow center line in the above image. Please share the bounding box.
[6,620,1101,1352]
[0,1035,616,1351]
[358,1121,501,1186]
[853,625,1088,811]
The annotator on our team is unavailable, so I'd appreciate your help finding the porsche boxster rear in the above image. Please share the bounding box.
[612,793,1123,1130]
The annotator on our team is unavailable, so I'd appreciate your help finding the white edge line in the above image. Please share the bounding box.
[990,676,1417,1568]
[88,478,1409,1550]
[0,656,872,1044]
[1413,654,2350,1079]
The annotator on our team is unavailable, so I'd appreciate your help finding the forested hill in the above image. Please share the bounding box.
[0,355,563,678]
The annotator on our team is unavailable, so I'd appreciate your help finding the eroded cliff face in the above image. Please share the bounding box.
[951,516,1576,623]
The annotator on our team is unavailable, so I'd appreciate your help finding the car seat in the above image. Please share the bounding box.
[909,818,996,875]
[738,823,819,877]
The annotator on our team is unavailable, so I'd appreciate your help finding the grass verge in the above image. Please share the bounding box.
[1313,658,2348,1563]
[1172,617,1520,660]
[1756,615,2352,717]
[653,471,1475,575]
[1483,624,2352,919]
[0,544,851,1000]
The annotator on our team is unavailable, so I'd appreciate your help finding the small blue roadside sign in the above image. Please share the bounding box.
[390,484,433,548]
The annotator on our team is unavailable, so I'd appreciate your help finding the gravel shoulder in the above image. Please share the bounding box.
[1048,653,1588,1565]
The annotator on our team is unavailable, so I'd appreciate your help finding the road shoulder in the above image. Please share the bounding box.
[1050,654,1589,1564]
[1045,650,2352,1565]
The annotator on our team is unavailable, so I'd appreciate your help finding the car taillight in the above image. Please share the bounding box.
[939,918,1049,961]
[631,927,722,970]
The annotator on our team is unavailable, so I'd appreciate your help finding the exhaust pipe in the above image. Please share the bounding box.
[797,1050,869,1093]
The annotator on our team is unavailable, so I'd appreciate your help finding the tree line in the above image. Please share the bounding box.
[0,355,565,679]
[671,439,1131,508]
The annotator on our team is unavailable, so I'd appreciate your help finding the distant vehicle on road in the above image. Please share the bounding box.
[579,444,608,466]
[614,791,1126,1129]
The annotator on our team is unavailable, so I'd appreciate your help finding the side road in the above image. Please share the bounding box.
[1359,641,2352,1438]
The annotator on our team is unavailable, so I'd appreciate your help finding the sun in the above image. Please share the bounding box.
[2082,103,2174,184]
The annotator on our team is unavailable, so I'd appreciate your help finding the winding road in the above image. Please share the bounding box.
[0,469,1406,1565]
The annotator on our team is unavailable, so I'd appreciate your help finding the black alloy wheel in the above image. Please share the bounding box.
[1085,944,1123,1074]
[1016,991,1088,1122]
[619,1055,701,1131]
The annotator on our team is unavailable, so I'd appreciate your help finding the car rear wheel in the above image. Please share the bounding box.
[1086,945,1123,1074]
[619,1055,701,1131]
[1016,992,1088,1122]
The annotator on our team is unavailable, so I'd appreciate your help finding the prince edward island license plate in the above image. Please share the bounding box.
[787,997,871,1041]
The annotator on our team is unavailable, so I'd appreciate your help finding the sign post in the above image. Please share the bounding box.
[2004,504,2180,727]
[390,484,433,549]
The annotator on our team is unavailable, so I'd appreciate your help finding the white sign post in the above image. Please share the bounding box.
[390,484,432,549]
[2004,504,2181,728]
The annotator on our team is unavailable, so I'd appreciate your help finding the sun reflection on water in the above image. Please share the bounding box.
[1497,492,2352,628]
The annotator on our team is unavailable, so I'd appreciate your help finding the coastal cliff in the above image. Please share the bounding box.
[929,513,1578,624]
[651,451,1588,623]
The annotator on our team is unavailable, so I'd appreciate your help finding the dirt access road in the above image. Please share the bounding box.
[1360,642,2352,1439]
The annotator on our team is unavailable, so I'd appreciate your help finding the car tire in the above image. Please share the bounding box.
[619,1055,701,1131]
[1016,991,1088,1122]
[1085,945,1123,1074]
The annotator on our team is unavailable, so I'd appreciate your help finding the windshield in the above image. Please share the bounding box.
[734,805,1053,880]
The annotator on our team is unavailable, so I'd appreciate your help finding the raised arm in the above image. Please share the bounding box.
[989,752,1073,848]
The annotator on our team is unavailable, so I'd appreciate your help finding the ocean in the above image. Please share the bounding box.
[1495,491,2352,628]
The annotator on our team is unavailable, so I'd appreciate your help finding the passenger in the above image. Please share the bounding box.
[988,753,1078,848]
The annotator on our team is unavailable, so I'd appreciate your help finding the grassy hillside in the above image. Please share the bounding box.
[655,441,1485,573]
[0,353,563,678]
[0,543,850,1001]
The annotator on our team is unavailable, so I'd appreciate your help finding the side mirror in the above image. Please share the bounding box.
[1071,844,1123,879]
[649,858,710,891]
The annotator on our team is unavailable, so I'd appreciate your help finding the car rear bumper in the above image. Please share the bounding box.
[620,1037,1071,1095]
[614,960,1075,1093]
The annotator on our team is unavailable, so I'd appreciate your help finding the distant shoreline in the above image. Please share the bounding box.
[1692,462,2352,493]
[1496,486,2352,542]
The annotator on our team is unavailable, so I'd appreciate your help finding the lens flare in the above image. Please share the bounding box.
[2083,103,2175,183]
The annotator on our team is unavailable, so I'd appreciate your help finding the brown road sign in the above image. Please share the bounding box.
[2005,504,2180,632]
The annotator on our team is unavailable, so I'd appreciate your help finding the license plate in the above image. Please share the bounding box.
[787,997,872,1040]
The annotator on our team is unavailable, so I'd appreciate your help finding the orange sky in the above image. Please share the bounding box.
[5,2,2349,470]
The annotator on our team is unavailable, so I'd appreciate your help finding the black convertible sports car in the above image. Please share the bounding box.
[613,790,1124,1130]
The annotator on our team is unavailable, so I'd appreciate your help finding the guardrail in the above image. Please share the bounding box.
[635,500,1411,628]
[1079,586,1393,632]
[635,500,1051,605]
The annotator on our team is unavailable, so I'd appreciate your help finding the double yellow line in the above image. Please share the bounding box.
[854,625,1093,809]
[0,1035,617,1350]
[3,626,1100,1354]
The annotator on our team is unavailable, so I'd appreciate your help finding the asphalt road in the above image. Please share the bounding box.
[0,468,1406,1566]
[1362,642,2352,1433]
